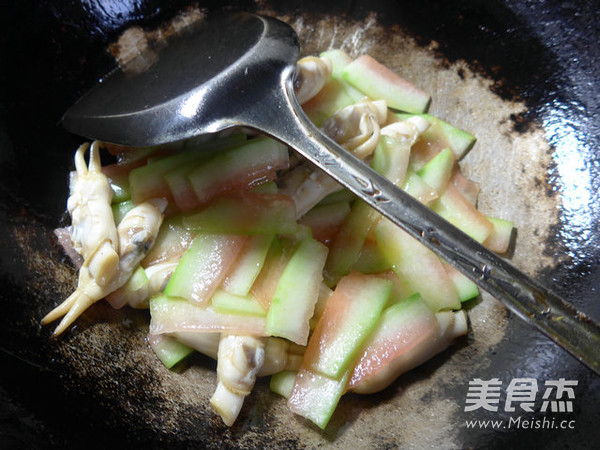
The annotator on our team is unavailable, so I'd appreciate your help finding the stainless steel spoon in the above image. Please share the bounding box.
[62,11,600,374]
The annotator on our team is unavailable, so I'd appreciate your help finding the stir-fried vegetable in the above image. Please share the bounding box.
[44,49,515,429]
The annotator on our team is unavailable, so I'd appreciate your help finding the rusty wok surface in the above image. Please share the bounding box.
[1,0,599,448]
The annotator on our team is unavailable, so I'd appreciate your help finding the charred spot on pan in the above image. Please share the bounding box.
[510,111,535,134]
[529,159,558,201]
[107,5,212,75]
[543,158,560,194]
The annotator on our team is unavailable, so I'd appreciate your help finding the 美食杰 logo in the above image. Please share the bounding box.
[463,378,578,431]
[465,377,577,412]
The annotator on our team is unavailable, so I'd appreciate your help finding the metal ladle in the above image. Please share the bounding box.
[62,11,600,374]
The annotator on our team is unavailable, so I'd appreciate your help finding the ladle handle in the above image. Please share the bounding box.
[249,77,600,375]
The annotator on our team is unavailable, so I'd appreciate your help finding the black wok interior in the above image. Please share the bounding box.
[1,0,598,448]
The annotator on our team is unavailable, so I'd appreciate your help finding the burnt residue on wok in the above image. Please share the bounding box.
[1,0,599,448]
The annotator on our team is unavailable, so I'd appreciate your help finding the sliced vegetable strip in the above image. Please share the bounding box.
[265,237,329,345]
[188,137,289,205]
[375,218,461,312]
[303,272,392,379]
[287,367,350,429]
[350,308,468,393]
[149,295,266,336]
[182,192,297,235]
[164,233,247,305]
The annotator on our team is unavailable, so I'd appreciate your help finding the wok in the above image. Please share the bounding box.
[1,0,598,448]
